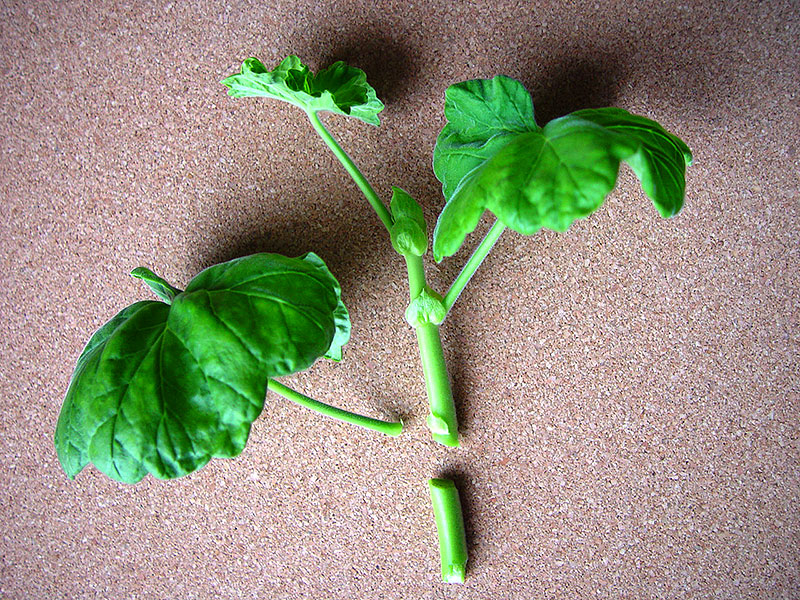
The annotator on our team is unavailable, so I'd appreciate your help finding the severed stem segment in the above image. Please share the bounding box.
[429,478,468,583]
[267,379,402,436]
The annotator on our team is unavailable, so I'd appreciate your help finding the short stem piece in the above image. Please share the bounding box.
[267,379,402,436]
[305,110,394,232]
[442,219,507,315]
[429,478,468,583]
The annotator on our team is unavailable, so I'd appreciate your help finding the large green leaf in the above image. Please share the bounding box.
[433,116,637,260]
[54,253,348,483]
[221,56,384,126]
[431,77,692,260]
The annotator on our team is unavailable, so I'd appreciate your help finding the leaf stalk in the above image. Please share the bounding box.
[442,219,506,315]
[267,379,402,436]
[305,110,394,232]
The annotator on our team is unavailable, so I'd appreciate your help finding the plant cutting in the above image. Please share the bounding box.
[54,54,691,581]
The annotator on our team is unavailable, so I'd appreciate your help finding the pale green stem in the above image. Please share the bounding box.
[442,219,506,315]
[429,478,468,583]
[267,379,402,436]
[305,110,394,232]
[405,255,459,447]
[304,109,458,446]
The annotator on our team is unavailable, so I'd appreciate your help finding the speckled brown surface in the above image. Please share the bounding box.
[1,1,798,598]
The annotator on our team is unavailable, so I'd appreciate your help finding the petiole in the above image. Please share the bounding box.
[267,378,402,436]
[441,219,506,316]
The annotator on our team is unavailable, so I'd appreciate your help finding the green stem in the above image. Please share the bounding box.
[267,379,402,436]
[305,111,457,446]
[429,478,468,583]
[442,219,506,315]
[305,110,394,232]
[405,255,459,447]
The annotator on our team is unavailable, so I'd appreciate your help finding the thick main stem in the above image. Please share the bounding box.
[442,219,506,315]
[267,379,402,436]
[405,255,459,447]
[305,110,394,232]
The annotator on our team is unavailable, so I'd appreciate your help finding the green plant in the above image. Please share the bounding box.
[218,56,690,448]
[55,55,691,580]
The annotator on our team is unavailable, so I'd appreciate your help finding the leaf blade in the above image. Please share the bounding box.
[433,116,637,260]
[571,107,692,217]
[55,253,349,483]
[433,76,540,203]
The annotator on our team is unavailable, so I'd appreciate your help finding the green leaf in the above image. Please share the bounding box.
[433,76,540,202]
[431,77,692,260]
[389,187,428,257]
[54,253,349,483]
[571,108,693,217]
[433,116,637,260]
[131,267,182,303]
[221,56,384,126]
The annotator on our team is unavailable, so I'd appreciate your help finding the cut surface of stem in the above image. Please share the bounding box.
[267,379,402,436]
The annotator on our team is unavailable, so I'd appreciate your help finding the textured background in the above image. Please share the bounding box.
[1,1,798,598]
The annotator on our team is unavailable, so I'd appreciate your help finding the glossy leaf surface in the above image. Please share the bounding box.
[55,253,348,483]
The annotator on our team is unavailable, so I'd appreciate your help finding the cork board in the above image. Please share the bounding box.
[1,1,797,598]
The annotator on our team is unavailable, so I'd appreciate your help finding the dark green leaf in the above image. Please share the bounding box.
[55,253,349,483]
[298,252,350,362]
[221,56,384,126]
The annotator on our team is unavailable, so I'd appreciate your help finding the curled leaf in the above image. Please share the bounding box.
[221,56,384,126]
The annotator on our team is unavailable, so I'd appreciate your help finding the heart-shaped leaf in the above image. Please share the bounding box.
[55,252,348,483]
